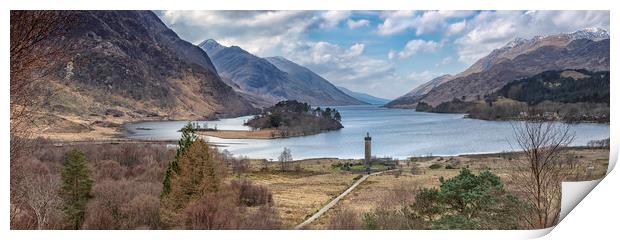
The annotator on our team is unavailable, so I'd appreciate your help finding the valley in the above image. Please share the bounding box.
[10,10,611,231]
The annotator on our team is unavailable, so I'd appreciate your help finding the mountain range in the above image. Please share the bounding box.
[199,39,364,107]
[386,28,610,108]
[36,10,381,134]
[44,10,256,121]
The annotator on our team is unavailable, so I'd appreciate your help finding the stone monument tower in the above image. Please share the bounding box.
[364,132,371,170]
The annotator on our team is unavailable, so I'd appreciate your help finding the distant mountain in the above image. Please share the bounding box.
[386,28,610,108]
[265,56,365,105]
[457,27,610,78]
[199,39,364,107]
[383,74,451,108]
[336,86,390,105]
[43,10,256,122]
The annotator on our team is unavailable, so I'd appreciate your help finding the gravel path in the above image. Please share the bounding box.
[294,170,393,229]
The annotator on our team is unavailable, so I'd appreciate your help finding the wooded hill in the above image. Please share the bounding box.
[245,100,343,137]
[415,69,610,123]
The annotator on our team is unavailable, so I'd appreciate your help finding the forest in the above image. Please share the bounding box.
[415,69,610,123]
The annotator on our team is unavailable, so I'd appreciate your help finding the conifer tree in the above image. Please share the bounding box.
[161,122,197,197]
[59,149,93,229]
[160,139,224,226]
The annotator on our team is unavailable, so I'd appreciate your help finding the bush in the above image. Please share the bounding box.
[362,208,424,230]
[408,169,524,230]
[181,191,240,230]
[429,163,442,169]
[231,179,273,207]
[328,209,361,230]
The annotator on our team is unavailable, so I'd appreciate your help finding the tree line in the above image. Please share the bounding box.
[245,100,343,137]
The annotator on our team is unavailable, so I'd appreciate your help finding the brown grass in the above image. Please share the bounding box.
[309,148,609,229]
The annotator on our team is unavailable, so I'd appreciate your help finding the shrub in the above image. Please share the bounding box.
[408,169,524,230]
[231,179,273,207]
[362,208,424,230]
[328,209,361,230]
[429,163,442,169]
[239,205,281,230]
[181,190,240,230]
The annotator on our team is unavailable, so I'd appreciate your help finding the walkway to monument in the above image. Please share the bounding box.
[294,170,395,229]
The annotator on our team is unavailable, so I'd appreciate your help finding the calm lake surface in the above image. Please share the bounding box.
[123,105,610,160]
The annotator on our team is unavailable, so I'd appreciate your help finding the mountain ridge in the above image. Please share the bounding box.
[200,39,364,107]
[45,10,257,123]
[386,28,610,108]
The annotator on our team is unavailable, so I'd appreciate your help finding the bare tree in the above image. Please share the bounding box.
[23,173,61,230]
[10,11,76,159]
[510,120,575,229]
[10,11,77,225]
[18,160,62,230]
[278,148,293,172]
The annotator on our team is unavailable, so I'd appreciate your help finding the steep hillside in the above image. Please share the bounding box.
[45,11,256,123]
[420,38,609,106]
[265,56,364,105]
[200,39,364,107]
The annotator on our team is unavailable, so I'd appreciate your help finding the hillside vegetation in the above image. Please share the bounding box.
[416,70,609,123]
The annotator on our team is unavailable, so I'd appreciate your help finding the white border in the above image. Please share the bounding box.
[1,1,616,239]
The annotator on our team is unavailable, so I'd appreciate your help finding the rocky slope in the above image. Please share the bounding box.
[45,10,256,124]
[387,28,610,108]
[199,39,365,107]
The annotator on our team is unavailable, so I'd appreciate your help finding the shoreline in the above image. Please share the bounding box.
[33,136,604,162]
[197,129,280,139]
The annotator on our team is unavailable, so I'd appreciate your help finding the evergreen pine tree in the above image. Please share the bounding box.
[59,149,93,230]
[160,139,224,227]
[161,122,197,197]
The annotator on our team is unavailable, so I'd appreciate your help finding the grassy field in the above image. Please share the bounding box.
[306,148,609,229]
[227,158,360,227]
[226,148,609,229]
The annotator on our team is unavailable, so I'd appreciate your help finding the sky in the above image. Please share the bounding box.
[156,10,609,99]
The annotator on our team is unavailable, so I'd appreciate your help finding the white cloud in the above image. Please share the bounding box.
[281,41,404,98]
[347,19,370,29]
[437,57,453,67]
[387,50,396,60]
[397,39,440,59]
[446,20,466,36]
[320,10,351,28]
[347,43,365,57]
[377,10,476,36]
